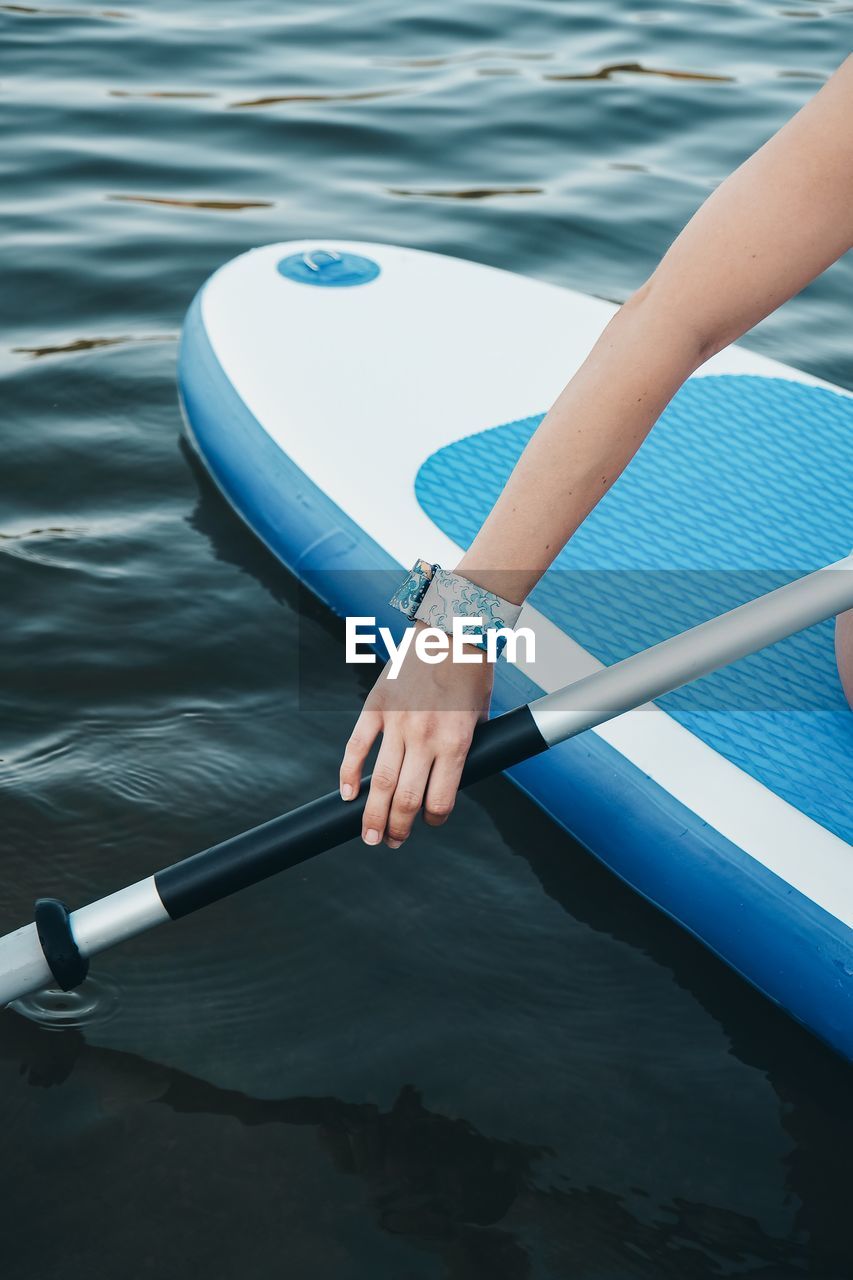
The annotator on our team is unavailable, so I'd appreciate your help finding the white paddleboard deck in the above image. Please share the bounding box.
[179,240,853,1058]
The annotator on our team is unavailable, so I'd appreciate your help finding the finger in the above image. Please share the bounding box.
[339,708,383,800]
[423,731,471,827]
[385,747,434,848]
[361,732,404,845]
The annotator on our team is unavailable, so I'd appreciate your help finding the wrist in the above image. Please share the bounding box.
[389,560,523,656]
[410,618,489,666]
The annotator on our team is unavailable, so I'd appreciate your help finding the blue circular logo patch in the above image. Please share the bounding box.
[277,248,381,288]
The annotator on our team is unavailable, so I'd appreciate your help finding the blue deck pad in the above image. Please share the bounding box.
[415,375,853,844]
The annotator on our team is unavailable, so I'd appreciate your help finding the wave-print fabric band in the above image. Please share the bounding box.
[389,561,522,655]
[388,558,437,618]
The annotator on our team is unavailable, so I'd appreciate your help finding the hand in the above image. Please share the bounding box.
[339,621,494,848]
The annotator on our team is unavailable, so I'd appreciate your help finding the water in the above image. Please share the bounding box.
[2,3,852,1276]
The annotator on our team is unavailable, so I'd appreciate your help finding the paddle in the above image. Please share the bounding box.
[1,554,851,1007]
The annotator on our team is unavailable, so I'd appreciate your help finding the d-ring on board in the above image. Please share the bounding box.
[302,248,343,271]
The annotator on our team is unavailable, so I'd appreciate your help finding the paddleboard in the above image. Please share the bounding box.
[178,240,853,1058]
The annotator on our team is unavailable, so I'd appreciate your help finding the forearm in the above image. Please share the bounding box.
[457,54,853,604]
[456,292,707,603]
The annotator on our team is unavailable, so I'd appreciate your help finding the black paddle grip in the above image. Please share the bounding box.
[155,704,547,919]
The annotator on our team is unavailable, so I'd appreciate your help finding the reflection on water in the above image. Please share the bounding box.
[543,61,735,83]
[231,88,405,109]
[0,524,93,571]
[0,1007,838,1278]
[0,3,130,16]
[13,334,176,358]
[108,194,274,210]
[108,89,215,99]
[2,1,852,1276]
[388,185,542,200]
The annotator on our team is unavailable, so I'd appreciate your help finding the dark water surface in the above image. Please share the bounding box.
[2,4,852,1277]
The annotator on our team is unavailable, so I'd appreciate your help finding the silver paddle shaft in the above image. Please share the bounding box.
[531,554,853,744]
[0,879,168,1006]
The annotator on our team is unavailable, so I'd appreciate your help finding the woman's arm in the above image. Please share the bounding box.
[458,53,853,599]
[340,55,853,848]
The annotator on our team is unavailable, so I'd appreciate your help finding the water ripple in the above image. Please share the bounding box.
[544,61,735,84]
[0,524,101,571]
[0,3,130,18]
[11,975,121,1028]
[230,87,406,109]
[107,193,273,210]
[108,88,215,100]
[387,184,543,200]
[12,333,176,358]
[379,48,555,68]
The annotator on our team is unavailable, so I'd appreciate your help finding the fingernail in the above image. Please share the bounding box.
[387,839,403,849]
[340,783,353,800]
[363,828,381,845]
